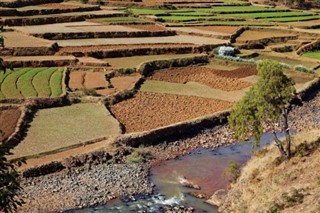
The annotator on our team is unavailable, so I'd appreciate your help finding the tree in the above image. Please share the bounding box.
[0,134,25,213]
[228,60,296,159]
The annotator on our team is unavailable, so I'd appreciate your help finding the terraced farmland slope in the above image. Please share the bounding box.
[0,67,65,99]
[11,103,121,159]
[0,107,21,142]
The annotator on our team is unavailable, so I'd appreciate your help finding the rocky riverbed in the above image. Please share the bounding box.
[18,92,320,213]
[19,164,152,212]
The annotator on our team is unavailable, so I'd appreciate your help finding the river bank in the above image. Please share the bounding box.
[18,92,320,212]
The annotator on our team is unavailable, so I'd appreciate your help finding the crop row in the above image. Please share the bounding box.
[0,67,64,99]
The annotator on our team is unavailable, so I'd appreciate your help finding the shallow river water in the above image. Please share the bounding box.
[68,133,282,213]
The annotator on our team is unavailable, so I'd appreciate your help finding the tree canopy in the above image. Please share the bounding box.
[0,135,25,213]
[228,59,296,159]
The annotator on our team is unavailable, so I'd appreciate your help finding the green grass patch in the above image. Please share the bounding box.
[160,16,208,22]
[221,11,314,19]
[50,68,64,97]
[302,51,320,60]
[198,6,285,13]
[203,20,272,26]
[1,68,33,98]
[32,67,57,97]
[264,15,320,22]
[129,8,170,15]
[11,103,121,159]
[16,67,47,97]
[93,17,151,23]
[0,67,65,99]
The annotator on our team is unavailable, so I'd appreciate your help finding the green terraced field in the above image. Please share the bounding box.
[302,51,320,60]
[264,15,320,22]
[0,67,65,99]
[221,11,314,19]
[198,6,285,13]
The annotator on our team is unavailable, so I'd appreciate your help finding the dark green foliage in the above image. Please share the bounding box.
[223,160,241,183]
[228,60,295,159]
[0,135,25,212]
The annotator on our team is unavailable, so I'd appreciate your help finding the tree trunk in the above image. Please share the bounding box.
[283,109,291,159]
[271,130,288,158]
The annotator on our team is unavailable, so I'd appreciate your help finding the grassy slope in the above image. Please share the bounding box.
[11,103,121,159]
[221,11,313,19]
[219,130,320,213]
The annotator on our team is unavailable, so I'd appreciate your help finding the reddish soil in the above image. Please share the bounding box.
[84,72,106,89]
[111,73,141,91]
[148,66,252,91]
[127,24,167,31]
[69,71,85,90]
[39,3,79,9]
[0,108,21,142]
[57,44,196,54]
[213,66,257,79]
[237,30,294,42]
[109,92,233,132]
[96,88,115,96]
[194,26,239,34]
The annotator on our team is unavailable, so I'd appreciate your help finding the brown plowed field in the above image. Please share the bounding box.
[194,26,239,34]
[84,72,106,89]
[127,24,167,31]
[148,66,252,91]
[109,92,233,132]
[0,108,21,142]
[111,73,141,91]
[57,44,196,54]
[69,71,85,90]
[69,71,106,90]
[236,30,294,42]
[213,66,257,78]
[96,74,141,96]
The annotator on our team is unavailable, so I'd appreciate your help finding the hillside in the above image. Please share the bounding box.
[219,130,320,213]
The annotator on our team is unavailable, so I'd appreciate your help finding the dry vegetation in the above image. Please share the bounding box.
[109,91,233,132]
[220,130,320,213]
[11,103,121,159]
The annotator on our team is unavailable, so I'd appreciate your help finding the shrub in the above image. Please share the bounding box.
[223,160,241,183]
[118,68,136,75]
[294,65,314,73]
[82,88,98,96]
[125,147,153,163]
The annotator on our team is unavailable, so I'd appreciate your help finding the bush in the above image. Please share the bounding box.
[118,68,136,75]
[223,160,241,183]
[294,65,314,73]
[125,147,153,163]
[82,88,98,96]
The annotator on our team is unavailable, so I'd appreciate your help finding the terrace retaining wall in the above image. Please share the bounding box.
[296,38,320,55]
[32,30,177,40]
[0,0,63,8]
[3,13,127,26]
[137,54,209,76]
[1,6,100,17]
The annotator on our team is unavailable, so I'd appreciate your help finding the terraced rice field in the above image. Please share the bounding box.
[0,107,21,142]
[109,92,233,133]
[0,67,64,99]
[264,15,320,22]
[69,71,106,90]
[221,11,314,19]
[11,103,121,159]
[302,51,320,60]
